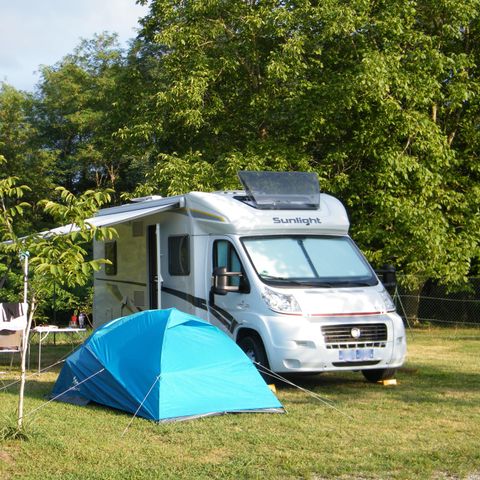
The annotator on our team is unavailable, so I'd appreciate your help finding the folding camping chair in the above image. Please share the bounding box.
[0,303,27,367]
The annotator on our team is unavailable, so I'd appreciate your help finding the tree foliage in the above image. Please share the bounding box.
[34,33,141,195]
[0,154,115,320]
[0,84,56,218]
[0,159,115,432]
[0,1,479,290]
[130,0,480,286]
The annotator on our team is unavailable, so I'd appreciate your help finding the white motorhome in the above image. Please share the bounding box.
[92,171,406,382]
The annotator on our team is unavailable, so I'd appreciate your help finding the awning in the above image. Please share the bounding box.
[38,198,183,238]
[89,201,180,227]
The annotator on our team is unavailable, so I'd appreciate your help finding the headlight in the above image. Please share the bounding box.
[380,289,396,312]
[262,286,301,314]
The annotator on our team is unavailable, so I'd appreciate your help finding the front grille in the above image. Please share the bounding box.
[322,323,387,349]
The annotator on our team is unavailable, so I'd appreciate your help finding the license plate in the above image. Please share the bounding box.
[338,349,374,361]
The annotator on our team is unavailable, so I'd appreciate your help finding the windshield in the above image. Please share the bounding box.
[242,236,378,287]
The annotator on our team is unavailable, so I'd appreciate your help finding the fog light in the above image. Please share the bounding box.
[284,359,301,369]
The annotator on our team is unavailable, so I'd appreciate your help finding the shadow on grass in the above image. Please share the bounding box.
[2,335,479,416]
[273,363,480,411]
[0,376,55,399]
[0,342,80,374]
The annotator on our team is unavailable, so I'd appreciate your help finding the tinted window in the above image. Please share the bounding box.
[168,235,190,276]
[213,240,243,287]
[104,241,117,276]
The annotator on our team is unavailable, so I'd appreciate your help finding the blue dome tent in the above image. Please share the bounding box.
[51,309,283,422]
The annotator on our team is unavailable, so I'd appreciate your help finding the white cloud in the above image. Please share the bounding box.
[0,0,148,91]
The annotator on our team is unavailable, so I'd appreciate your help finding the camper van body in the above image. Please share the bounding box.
[92,177,406,380]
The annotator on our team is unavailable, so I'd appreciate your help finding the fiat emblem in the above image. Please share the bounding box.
[351,327,361,339]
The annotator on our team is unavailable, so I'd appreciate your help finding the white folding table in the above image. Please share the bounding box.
[29,326,86,373]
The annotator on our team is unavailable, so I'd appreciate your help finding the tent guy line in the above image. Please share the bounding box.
[20,368,106,421]
[16,363,352,431]
[1,321,350,426]
[51,309,284,422]
[0,357,67,393]
[0,332,85,394]
[121,374,162,437]
[254,362,354,420]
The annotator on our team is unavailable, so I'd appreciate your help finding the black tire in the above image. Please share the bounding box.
[362,368,397,383]
[237,335,272,383]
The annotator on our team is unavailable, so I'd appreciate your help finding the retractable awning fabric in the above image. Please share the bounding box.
[40,198,182,237]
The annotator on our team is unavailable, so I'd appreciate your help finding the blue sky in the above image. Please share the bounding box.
[0,0,148,91]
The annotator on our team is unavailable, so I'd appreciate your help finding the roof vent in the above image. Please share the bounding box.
[238,171,320,210]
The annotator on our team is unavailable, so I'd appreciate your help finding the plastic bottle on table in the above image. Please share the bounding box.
[69,314,78,327]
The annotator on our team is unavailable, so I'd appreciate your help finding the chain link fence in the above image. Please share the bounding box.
[393,276,480,327]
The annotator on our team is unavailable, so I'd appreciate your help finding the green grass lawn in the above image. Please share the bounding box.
[0,328,479,479]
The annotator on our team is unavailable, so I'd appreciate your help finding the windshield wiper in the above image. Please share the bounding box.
[333,281,375,287]
[260,275,375,288]
[260,275,308,286]
[260,275,334,287]
[300,281,336,287]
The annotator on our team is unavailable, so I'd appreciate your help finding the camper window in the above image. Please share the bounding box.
[213,240,245,289]
[168,235,190,276]
[104,241,117,276]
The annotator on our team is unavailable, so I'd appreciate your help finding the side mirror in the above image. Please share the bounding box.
[212,266,242,295]
[377,264,397,294]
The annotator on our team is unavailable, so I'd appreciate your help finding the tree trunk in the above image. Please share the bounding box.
[17,296,36,430]
[400,284,424,325]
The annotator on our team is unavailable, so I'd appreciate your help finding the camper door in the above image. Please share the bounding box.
[147,224,162,309]
[208,237,249,335]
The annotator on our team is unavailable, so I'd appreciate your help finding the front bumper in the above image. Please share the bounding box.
[258,312,407,373]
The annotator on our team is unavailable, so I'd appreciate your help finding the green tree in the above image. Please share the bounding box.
[0,159,115,430]
[129,0,480,286]
[0,158,116,322]
[0,83,56,224]
[34,33,140,195]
